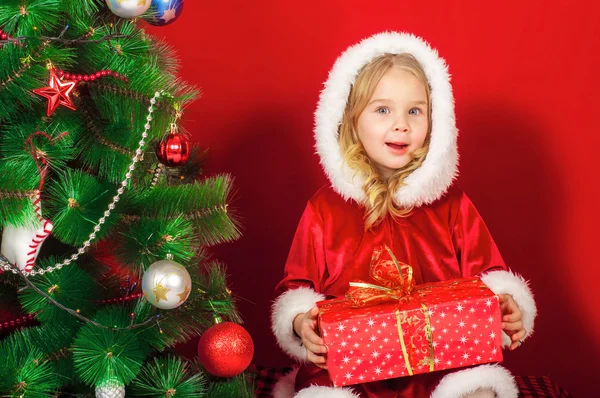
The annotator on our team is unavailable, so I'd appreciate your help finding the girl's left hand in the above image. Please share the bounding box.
[499,294,526,350]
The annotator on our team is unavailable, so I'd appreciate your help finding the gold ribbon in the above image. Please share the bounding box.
[346,245,434,375]
[346,245,416,306]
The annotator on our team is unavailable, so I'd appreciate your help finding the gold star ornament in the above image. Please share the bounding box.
[153,282,170,302]
[177,285,191,305]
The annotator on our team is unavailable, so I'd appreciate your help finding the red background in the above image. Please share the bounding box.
[146,1,600,396]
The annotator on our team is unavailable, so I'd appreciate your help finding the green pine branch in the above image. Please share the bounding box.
[130,356,206,397]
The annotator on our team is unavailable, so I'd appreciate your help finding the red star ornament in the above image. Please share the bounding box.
[33,69,77,116]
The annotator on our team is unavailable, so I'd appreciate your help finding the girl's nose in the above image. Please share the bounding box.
[393,118,409,132]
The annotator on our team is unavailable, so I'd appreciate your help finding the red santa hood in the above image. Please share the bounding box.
[314,32,458,208]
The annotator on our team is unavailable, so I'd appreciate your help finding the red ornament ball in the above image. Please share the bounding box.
[156,133,190,167]
[198,322,254,377]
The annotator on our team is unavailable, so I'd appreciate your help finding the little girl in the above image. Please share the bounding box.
[271,32,537,398]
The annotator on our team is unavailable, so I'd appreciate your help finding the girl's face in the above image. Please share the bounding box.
[356,68,429,181]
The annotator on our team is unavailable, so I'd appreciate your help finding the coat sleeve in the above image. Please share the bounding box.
[271,200,327,362]
[452,190,537,346]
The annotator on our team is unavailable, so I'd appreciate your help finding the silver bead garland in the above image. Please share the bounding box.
[1,91,163,276]
[151,163,164,187]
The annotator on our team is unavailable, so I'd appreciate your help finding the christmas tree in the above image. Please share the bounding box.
[0,1,254,396]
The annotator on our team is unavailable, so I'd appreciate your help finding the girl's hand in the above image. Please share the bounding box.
[293,306,328,369]
[499,294,526,350]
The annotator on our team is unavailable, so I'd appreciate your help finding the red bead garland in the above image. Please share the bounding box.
[0,28,12,41]
[0,27,24,48]
[54,68,129,83]
[0,291,144,333]
[95,292,143,305]
[0,313,36,331]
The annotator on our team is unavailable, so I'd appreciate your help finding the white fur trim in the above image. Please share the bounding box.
[315,31,458,208]
[430,364,518,398]
[480,270,537,347]
[294,386,360,398]
[272,367,359,398]
[271,287,326,362]
[272,367,298,398]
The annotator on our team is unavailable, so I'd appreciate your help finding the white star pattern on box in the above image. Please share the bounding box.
[319,287,504,387]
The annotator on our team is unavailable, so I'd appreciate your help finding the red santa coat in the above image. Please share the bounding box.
[274,184,522,397]
[271,32,536,398]
[276,184,506,298]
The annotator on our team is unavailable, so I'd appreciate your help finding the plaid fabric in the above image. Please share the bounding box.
[516,375,573,398]
[250,365,293,397]
[248,365,573,398]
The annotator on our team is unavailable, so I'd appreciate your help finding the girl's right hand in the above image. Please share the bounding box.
[293,306,328,369]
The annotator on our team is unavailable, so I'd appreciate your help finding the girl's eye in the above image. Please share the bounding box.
[376,107,390,114]
[409,108,422,115]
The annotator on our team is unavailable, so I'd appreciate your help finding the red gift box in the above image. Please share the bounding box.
[316,246,503,387]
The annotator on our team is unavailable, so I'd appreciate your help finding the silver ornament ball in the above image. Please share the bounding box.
[95,381,125,398]
[106,0,152,18]
[142,259,192,310]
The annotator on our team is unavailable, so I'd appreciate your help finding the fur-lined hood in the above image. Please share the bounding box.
[314,32,458,208]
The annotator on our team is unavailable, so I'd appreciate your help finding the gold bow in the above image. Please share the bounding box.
[346,245,434,375]
[346,245,417,307]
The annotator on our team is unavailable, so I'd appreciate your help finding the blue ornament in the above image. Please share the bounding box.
[145,0,184,26]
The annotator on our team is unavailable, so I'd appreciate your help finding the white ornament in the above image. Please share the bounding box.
[106,0,151,19]
[0,192,53,272]
[141,258,192,310]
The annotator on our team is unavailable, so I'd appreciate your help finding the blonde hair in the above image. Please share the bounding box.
[339,53,432,230]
